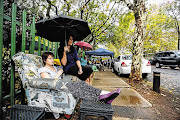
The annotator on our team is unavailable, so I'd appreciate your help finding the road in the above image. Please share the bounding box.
[146,66,180,95]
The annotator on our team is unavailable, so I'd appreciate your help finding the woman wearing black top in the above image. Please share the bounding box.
[58,35,93,84]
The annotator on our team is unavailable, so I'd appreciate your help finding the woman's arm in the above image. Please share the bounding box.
[61,51,67,66]
[40,72,51,78]
[40,69,63,79]
[74,48,82,74]
[76,60,83,74]
[54,68,63,78]
[61,46,68,66]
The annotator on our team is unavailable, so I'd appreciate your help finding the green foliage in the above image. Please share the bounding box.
[15,0,179,56]
[145,5,178,53]
[106,12,135,57]
[165,0,180,50]
[107,5,178,57]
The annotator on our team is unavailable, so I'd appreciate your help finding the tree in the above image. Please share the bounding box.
[166,0,180,50]
[118,0,146,82]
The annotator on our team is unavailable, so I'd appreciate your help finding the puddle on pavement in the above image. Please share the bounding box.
[121,95,141,105]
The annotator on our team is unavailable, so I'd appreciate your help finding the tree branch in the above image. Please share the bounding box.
[46,0,58,16]
[64,0,71,15]
[91,1,117,34]
[80,0,91,19]
[88,11,120,43]
[172,10,180,34]
[121,0,134,10]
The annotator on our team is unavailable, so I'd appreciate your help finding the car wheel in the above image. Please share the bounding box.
[117,68,121,76]
[155,62,161,68]
[170,66,176,69]
[112,68,115,73]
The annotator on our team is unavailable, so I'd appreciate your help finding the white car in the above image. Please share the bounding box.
[113,55,151,78]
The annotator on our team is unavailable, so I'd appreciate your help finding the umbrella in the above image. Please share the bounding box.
[74,41,93,50]
[85,48,114,57]
[35,14,91,43]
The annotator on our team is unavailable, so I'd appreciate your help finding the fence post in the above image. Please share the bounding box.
[29,24,32,53]
[57,43,59,59]
[54,43,58,59]
[43,38,46,52]
[48,41,50,52]
[0,0,4,117]
[38,36,41,56]
[22,10,26,52]
[51,42,54,52]
[10,3,17,106]
[30,17,35,54]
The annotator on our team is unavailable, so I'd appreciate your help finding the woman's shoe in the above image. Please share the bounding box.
[99,88,121,104]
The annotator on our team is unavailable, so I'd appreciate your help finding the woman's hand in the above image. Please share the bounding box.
[54,68,63,79]
[57,68,63,75]
[78,68,83,75]
[64,46,69,52]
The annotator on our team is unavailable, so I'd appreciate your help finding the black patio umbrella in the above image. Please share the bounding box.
[35,14,91,44]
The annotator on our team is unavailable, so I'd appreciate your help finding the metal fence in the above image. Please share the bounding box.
[0,1,59,116]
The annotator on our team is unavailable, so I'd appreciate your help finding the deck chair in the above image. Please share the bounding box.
[12,52,78,119]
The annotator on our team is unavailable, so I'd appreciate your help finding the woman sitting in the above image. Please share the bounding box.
[38,52,120,105]
[58,35,92,84]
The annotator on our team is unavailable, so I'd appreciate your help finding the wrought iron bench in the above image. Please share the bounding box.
[12,52,78,119]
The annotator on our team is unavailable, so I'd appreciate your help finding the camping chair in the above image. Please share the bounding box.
[12,52,78,119]
[92,65,99,72]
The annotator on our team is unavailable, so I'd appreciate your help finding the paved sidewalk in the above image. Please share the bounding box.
[92,70,158,120]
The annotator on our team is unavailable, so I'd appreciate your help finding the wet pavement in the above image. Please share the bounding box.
[146,66,180,95]
[92,70,157,120]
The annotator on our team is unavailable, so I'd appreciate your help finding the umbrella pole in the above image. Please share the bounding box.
[65,29,67,46]
[65,29,69,54]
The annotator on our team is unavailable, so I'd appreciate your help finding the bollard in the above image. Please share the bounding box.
[153,72,160,93]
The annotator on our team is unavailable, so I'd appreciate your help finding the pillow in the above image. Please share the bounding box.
[28,78,68,91]
[12,52,42,79]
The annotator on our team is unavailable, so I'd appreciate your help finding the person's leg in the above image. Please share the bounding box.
[66,81,101,101]
[65,81,121,103]
[66,65,79,76]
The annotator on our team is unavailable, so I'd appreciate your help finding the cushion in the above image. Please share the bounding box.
[12,52,43,79]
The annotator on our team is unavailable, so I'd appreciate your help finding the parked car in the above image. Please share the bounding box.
[148,59,153,64]
[152,50,180,69]
[112,55,151,78]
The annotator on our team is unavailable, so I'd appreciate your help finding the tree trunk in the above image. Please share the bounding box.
[129,0,146,83]
[178,32,180,50]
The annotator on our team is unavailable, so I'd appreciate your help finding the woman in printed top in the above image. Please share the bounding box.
[58,35,92,84]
